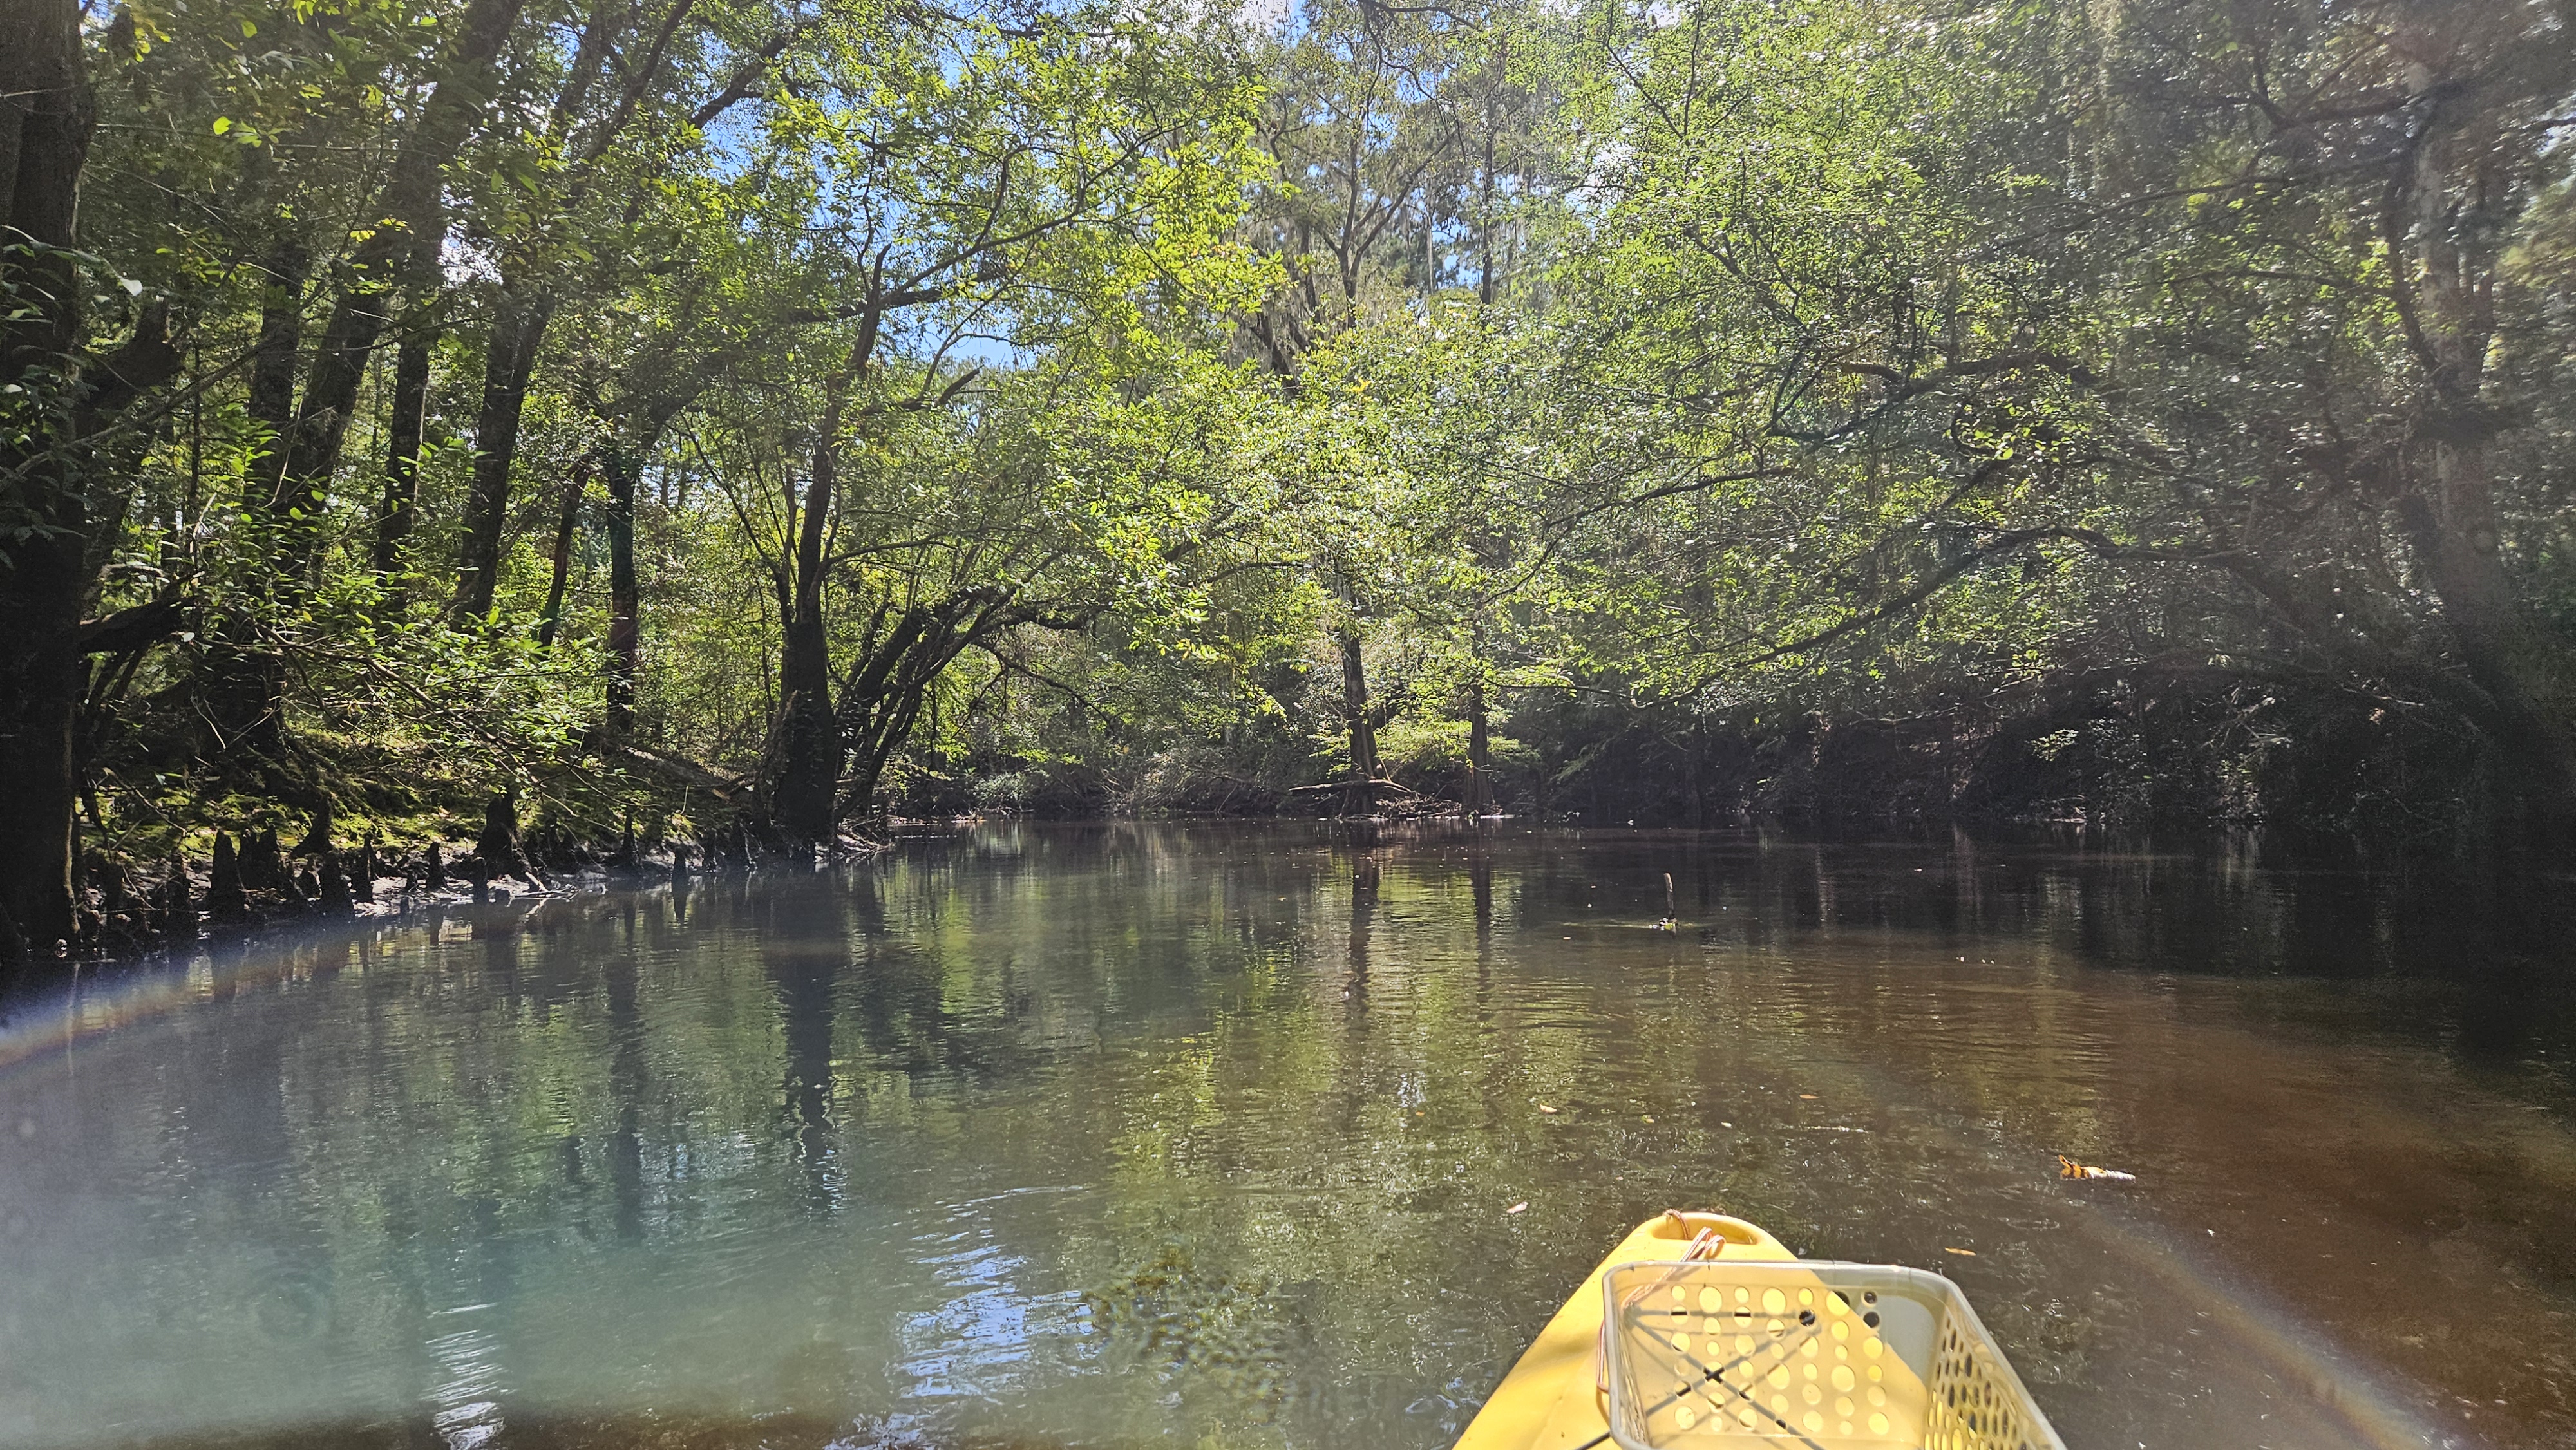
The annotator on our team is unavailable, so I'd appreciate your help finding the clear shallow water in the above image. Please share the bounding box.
[2,824,2573,1450]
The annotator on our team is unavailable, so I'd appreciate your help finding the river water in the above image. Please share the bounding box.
[2,824,2571,1450]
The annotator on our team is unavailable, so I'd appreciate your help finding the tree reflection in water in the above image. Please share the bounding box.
[0,823,2570,1450]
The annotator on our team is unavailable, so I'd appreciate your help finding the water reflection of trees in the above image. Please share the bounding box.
[25,825,2575,1449]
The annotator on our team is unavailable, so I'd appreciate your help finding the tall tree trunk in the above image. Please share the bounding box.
[602,440,641,735]
[2391,84,2576,825]
[451,284,558,619]
[1464,672,1491,813]
[374,323,433,576]
[243,243,308,503]
[773,361,858,845]
[1338,621,1378,816]
[594,396,692,737]
[0,529,88,961]
[0,2,87,372]
[770,317,889,843]
[775,577,840,843]
[0,0,180,959]
[1476,88,1497,308]
[0,0,99,960]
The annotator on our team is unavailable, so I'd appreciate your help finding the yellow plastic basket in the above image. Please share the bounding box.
[1600,1259,2065,1450]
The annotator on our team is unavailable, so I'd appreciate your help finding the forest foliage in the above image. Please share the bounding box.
[3,0,2573,959]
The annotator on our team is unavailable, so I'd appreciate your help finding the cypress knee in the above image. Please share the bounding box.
[93,858,133,925]
[209,833,249,921]
[242,827,283,890]
[162,856,196,941]
[290,806,333,861]
[319,854,353,913]
[477,793,526,878]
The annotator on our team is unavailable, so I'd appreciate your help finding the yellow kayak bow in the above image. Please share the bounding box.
[1454,1211,2064,1450]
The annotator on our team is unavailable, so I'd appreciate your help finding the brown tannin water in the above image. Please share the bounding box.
[1,824,2570,1450]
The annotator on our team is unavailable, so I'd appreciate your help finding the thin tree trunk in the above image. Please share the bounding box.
[535,459,590,647]
[842,683,931,821]
[1339,621,1378,816]
[244,244,308,504]
[828,602,952,820]
[603,441,641,734]
[594,395,692,736]
[374,324,433,575]
[1464,672,1491,813]
[1476,86,1497,307]
[1685,719,1706,828]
